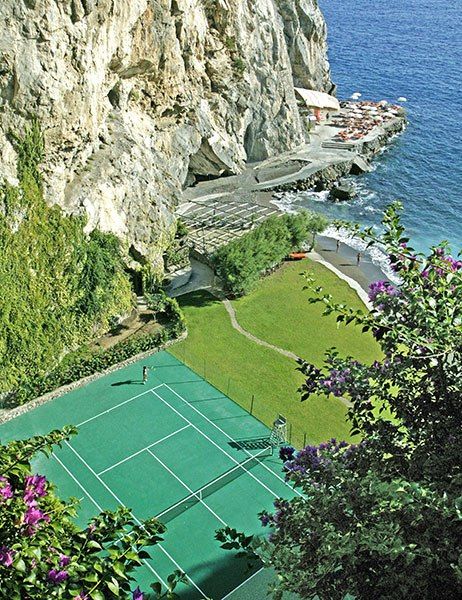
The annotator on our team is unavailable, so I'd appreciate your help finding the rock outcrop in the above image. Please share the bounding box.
[0,0,331,266]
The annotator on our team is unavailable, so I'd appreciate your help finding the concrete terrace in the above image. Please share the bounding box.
[178,102,405,257]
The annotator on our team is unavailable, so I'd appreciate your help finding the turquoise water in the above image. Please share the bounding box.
[289,0,461,255]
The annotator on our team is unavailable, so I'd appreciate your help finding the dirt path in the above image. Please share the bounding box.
[220,297,301,361]
[218,295,352,409]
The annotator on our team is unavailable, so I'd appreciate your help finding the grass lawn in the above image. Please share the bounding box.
[232,258,380,365]
[169,290,352,448]
[169,258,381,448]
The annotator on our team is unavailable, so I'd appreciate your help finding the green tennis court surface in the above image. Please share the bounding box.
[0,351,300,599]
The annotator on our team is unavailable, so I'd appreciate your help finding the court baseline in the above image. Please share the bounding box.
[63,440,207,598]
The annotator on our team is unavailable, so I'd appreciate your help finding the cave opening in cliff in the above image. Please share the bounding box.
[126,269,143,296]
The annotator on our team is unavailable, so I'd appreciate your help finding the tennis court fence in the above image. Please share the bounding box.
[175,349,312,451]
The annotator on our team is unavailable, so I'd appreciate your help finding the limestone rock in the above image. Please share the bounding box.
[0,0,332,265]
[275,0,333,92]
[350,156,372,175]
[330,182,356,202]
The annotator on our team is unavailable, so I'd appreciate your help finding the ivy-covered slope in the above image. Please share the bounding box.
[0,122,133,392]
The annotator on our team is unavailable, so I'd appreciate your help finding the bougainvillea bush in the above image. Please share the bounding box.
[218,203,462,599]
[0,427,184,599]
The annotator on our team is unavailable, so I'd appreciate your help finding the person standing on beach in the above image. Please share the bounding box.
[356,252,362,266]
[142,366,148,385]
[336,240,340,253]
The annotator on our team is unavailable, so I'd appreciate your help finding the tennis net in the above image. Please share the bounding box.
[156,445,272,524]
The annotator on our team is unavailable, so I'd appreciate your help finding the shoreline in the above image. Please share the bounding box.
[178,101,406,261]
[316,234,389,291]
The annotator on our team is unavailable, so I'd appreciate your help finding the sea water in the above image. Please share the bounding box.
[284,0,462,257]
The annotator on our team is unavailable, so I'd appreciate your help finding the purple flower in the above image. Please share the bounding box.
[59,554,70,567]
[259,513,271,526]
[283,438,350,479]
[48,568,69,584]
[279,446,295,462]
[132,587,144,600]
[446,256,462,271]
[368,280,399,302]
[0,476,13,500]
[23,506,50,534]
[24,507,48,526]
[76,594,89,600]
[319,367,353,397]
[24,474,47,505]
[0,546,15,567]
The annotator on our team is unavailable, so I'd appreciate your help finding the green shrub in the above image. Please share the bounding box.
[6,300,185,408]
[0,121,133,391]
[211,211,328,295]
[232,57,246,74]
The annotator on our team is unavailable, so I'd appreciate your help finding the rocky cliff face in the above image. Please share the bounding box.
[0,0,331,267]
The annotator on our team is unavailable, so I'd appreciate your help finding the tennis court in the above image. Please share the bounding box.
[0,351,300,599]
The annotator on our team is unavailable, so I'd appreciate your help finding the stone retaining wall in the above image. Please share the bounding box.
[0,332,187,426]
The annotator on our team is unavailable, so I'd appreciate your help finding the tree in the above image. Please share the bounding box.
[217,203,462,599]
[212,211,328,295]
[0,427,185,599]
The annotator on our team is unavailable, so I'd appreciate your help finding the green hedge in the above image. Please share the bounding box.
[211,211,328,295]
[5,298,186,408]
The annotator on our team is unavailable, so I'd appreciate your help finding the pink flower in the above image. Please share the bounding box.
[24,474,47,504]
[0,476,13,500]
[48,568,69,583]
[24,506,48,525]
[0,546,15,567]
[59,554,70,567]
[76,594,89,600]
[23,506,50,534]
[132,587,144,600]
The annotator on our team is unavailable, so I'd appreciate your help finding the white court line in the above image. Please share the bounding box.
[221,566,265,600]
[64,440,206,598]
[53,454,103,512]
[77,383,164,428]
[54,452,167,589]
[152,390,280,498]
[164,383,303,498]
[146,448,227,527]
[155,446,269,521]
[97,425,190,475]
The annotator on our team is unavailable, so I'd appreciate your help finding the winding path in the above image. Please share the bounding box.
[218,295,352,409]
[171,256,360,409]
[220,297,301,361]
